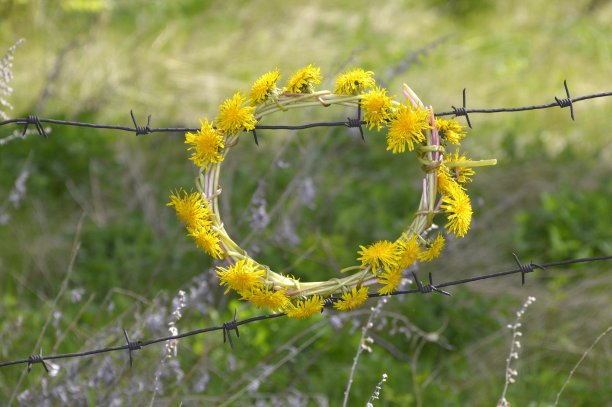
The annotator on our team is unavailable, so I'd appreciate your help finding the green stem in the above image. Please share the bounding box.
[256,94,362,118]
[446,158,497,168]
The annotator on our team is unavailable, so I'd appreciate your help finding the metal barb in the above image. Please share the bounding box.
[22,115,48,139]
[123,328,142,367]
[427,272,451,296]
[252,129,259,146]
[222,309,240,350]
[130,110,152,136]
[451,88,472,128]
[554,80,575,121]
[512,252,546,286]
[411,271,451,296]
[27,349,49,373]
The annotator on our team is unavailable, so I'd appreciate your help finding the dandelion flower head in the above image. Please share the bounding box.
[285,64,322,93]
[395,234,421,270]
[334,286,369,311]
[250,69,281,105]
[378,268,403,295]
[441,182,473,237]
[216,92,257,135]
[244,287,291,311]
[435,117,466,145]
[446,150,475,184]
[418,234,445,262]
[360,86,393,131]
[184,119,225,168]
[188,226,225,259]
[167,189,212,229]
[358,240,398,274]
[387,103,431,153]
[216,259,266,295]
[334,68,375,95]
[285,295,324,319]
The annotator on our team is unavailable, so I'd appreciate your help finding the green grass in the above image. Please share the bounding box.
[1,0,611,405]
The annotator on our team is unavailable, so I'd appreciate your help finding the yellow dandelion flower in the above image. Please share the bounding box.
[167,189,212,229]
[188,226,225,259]
[250,68,281,105]
[216,259,266,295]
[285,295,324,320]
[446,151,475,184]
[360,87,393,131]
[216,92,257,136]
[378,268,403,295]
[357,240,398,275]
[184,119,225,168]
[395,234,421,270]
[244,287,291,311]
[418,234,445,262]
[333,286,369,311]
[441,182,472,238]
[334,68,375,95]
[435,118,466,145]
[386,103,431,153]
[437,163,463,195]
[285,64,322,93]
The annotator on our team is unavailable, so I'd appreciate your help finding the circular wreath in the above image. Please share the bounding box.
[168,65,496,319]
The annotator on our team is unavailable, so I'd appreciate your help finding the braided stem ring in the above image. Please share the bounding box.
[168,66,496,319]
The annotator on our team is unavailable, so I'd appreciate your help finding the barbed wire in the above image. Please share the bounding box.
[1,253,610,373]
[1,82,610,373]
[0,81,610,141]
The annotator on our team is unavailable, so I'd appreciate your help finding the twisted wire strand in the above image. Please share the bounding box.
[1,253,609,371]
[1,87,610,136]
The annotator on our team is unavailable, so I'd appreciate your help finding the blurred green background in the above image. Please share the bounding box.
[0,0,611,405]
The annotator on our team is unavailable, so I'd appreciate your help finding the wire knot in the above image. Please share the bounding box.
[222,309,240,350]
[346,117,362,128]
[123,329,142,367]
[346,105,365,141]
[411,271,451,296]
[23,115,48,139]
[451,88,472,128]
[130,110,152,136]
[27,352,49,373]
[554,80,575,121]
[512,252,545,286]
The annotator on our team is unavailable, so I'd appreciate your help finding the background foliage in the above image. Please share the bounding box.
[0,0,610,405]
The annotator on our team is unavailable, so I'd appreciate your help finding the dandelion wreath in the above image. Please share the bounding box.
[168,65,496,319]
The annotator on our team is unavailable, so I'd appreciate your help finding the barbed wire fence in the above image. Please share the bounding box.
[0,253,610,373]
[0,81,611,378]
[0,81,611,141]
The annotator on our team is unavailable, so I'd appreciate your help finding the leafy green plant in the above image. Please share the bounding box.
[514,179,612,261]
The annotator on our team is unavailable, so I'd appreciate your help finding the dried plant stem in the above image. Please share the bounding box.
[553,325,611,406]
[8,214,84,405]
[497,296,536,407]
[342,297,388,407]
[219,326,327,407]
[366,372,388,406]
